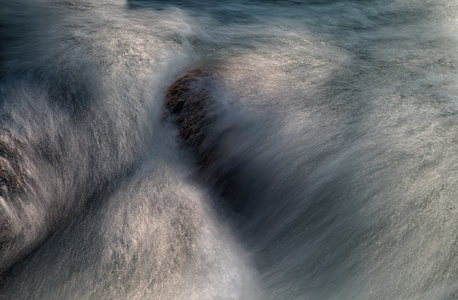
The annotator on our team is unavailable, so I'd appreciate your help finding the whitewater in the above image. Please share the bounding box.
[1,0,458,299]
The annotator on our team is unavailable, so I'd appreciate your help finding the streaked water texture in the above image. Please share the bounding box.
[1,0,458,299]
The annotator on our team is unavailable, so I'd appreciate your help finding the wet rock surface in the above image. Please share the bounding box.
[164,69,260,214]
[164,68,215,155]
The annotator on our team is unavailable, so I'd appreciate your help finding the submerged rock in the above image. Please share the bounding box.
[164,68,217,168]
[165,69,213,146]
[164,69,257,213]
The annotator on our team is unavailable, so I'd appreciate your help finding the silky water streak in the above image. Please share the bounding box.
[2,0,458,299]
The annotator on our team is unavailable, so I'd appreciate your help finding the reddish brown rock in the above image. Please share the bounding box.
[164,68,218,168]
[164,69,213,146]
[164,69,252,213]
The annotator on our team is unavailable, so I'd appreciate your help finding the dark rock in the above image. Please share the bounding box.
[164,68,251,213]
[164,68,217,167]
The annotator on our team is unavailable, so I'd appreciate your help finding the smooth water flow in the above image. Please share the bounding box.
[1,0,458,299]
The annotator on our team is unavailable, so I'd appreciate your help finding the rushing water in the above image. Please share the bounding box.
[1,0,458,299]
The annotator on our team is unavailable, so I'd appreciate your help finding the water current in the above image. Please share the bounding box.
[1,0,458,299]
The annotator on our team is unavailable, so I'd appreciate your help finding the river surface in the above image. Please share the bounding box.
[1,0,458,299]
